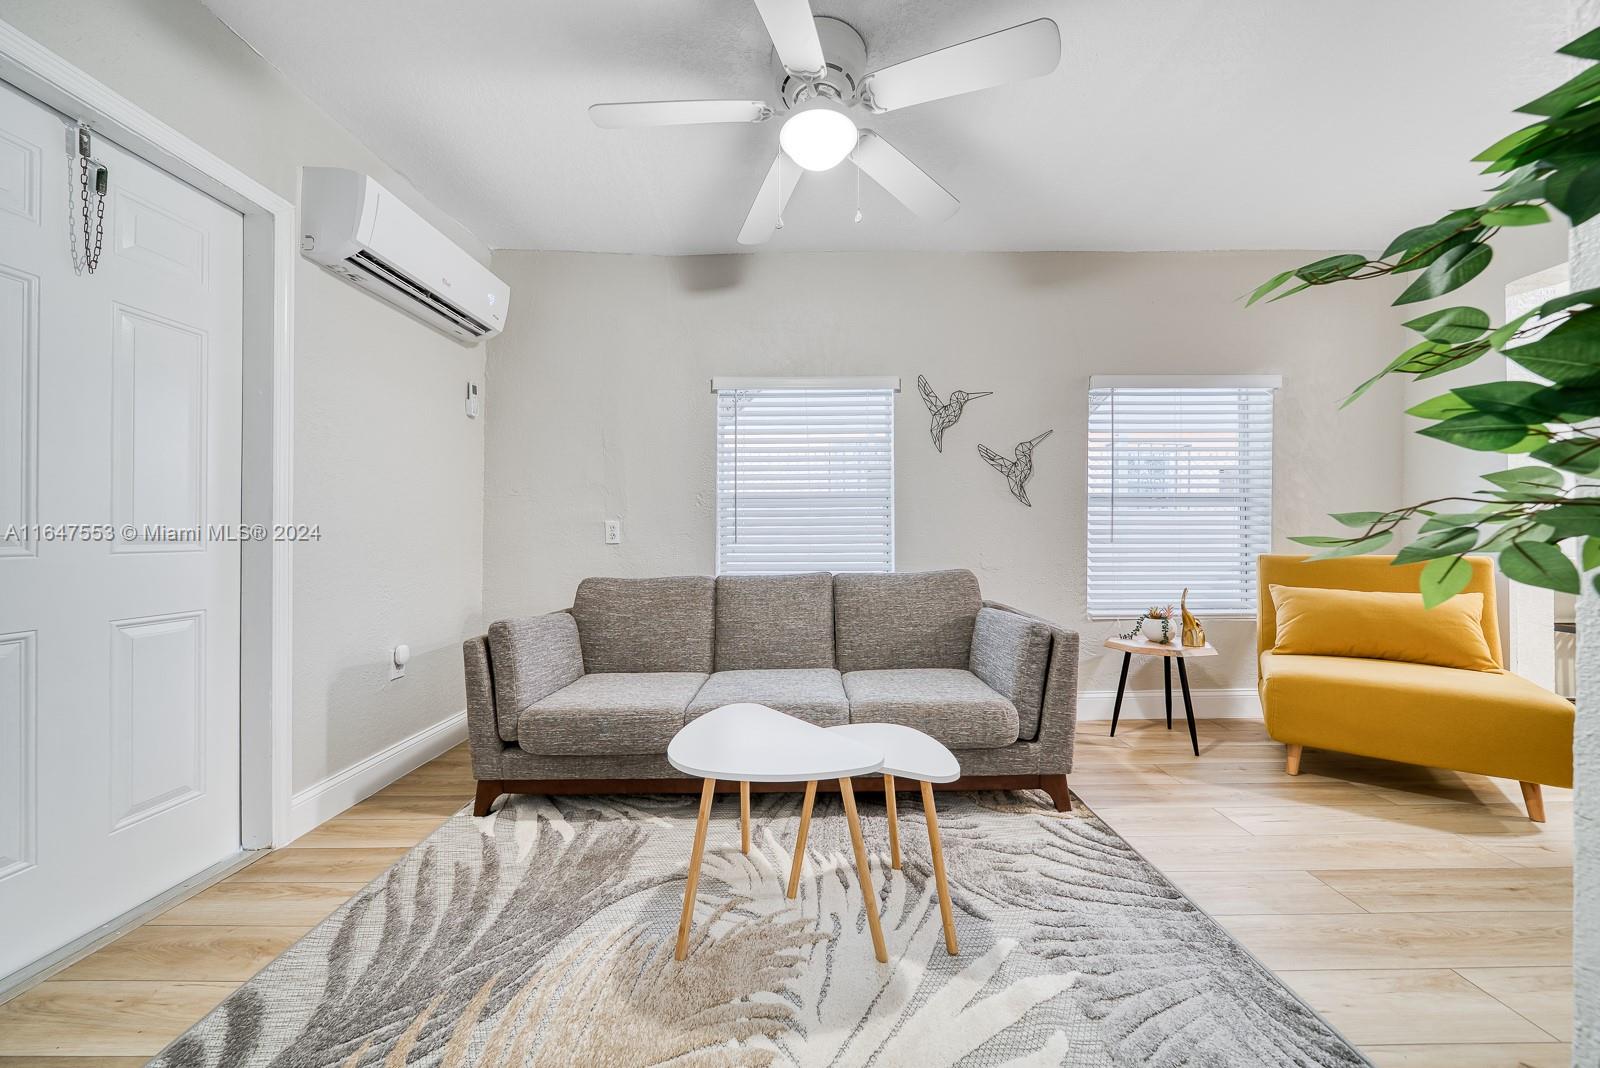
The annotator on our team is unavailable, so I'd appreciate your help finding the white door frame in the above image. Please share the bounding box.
[0,19,294,849]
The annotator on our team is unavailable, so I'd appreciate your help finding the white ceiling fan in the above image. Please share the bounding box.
[588,0,1062,245]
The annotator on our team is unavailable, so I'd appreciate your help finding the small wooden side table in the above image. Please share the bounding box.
[1104,636,1218,755]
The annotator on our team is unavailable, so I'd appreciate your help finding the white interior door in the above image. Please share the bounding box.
[0,79,244,979]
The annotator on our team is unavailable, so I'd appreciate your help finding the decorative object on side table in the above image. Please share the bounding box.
[1104,634,1218,755]
[916,374,991,452]
[1119,604,1175,645]
[978,430,1053,506]
[1180,588,1206,648]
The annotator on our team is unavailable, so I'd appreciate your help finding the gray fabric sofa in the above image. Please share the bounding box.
[464,569,1079,815]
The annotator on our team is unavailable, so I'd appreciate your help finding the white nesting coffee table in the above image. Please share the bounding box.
[666,703,887,962]
[813,723,962,955]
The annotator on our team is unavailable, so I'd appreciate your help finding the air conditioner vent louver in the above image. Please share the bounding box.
[345,252,491,337]
[300,168,509,345]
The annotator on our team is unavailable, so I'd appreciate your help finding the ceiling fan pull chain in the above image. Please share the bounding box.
[775,159,785,229]
[854,160,862,223]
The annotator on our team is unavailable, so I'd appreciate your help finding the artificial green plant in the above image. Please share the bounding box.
[1250,26,1600,606]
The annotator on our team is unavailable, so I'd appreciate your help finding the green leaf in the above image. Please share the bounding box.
[1294,253,1368,284]
[1532,438,1600,474]
[1421,511,1501,534]
[1245,269,1295,307]
[1535,286,1600,317]
[1489,310,1540,350]
[1480,204,1551,227]
[1417,412,1538,452]
[1482,465,1564,492]
[1405,392,1473,421]
[1518,64,1600,118]
[1475,125,1546,165]
[1533,503,1600,537]
[1394,242,1493,306]
[1402,306,1491,343]
[1498,539,1580,593]
[1381,210,1477,260]
[1485,166,1548,209]
[1393,228,1481,276]
[1330,511,1389,529]
[1504,306,1600,385]
[1420,555,1475,608]
[1394,526,1478,565]
[1444,380,1562,422]
[1304,531,1394,561]
[1560,25,1600,61]
[1583,536,1600,571]
[1545,162,1600,226]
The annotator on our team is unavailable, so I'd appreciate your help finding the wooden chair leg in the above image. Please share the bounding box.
[675,777,716,961]
[884,773,901,870]
[787,780,817,899]
[1285,744,1303,776]
[1520,781,1546,823]
[920,781,959,956]
[839,778,888,963]
[1041,773,1071,812]
[739,780,751,854]
[472,780,501,817]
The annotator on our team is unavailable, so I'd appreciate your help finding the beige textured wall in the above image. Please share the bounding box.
[1,0,489,791]
[484,250,1410,697]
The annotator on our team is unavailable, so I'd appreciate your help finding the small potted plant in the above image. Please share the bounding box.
[1120,604,1175,645]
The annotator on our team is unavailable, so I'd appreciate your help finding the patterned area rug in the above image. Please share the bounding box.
[150,791,1369,1067]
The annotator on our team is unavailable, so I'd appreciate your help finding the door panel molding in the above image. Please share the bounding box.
[0,630,36,881]
[0,263,37,558]
[0,17,294,850]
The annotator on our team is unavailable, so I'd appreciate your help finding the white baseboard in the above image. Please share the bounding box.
[284,711,467,844]
[1076,687,1261,721]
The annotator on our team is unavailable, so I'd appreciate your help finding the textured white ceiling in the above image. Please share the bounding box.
[204,0,1573,254]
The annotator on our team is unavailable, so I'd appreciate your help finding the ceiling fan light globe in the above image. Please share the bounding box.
[779,109,858,171]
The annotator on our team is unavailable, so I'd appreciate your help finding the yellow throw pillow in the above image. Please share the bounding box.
[1268,584,1499,672]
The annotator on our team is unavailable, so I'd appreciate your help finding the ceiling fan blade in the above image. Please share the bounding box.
[752,0,826,75]
[861,18,1061,113]
[589,100,774,128]
[738,153,804,245]
[850,132,958,222]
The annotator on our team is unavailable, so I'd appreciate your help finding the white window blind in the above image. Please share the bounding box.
[1087,378,1276,618]
[715,384,895,574]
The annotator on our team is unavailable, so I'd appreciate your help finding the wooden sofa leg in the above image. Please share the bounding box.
[1285,744,1303,776]
[1519,781,1546,823]
[473,780,502,817]
[1041,774,1072,813]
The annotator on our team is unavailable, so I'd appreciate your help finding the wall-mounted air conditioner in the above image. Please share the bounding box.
[300,167,509,344]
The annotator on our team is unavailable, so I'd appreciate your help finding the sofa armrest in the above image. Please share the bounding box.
[970,606,1052,738]
[463,636,504,779]
[482,612,584,744]
[980,600,1080,767]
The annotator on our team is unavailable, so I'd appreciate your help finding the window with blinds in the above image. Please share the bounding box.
[1087,377,1277,618]
[715,381,896,575]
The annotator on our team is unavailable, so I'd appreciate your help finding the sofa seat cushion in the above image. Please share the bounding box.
[572,576,715,673]
[843,668,1018,750]
[834,570,981,672]
[517,672,707,757]
[714,574,836,671]
[1259,652,1573,788]
[688,669,849,728]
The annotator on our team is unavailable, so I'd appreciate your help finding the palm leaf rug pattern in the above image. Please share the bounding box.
[148,792,1370,1067]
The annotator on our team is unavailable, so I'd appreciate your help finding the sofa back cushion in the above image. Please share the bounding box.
[834,569,982,672]
[715,573,836,671]
[1268,584,1499,672]
[486,612,584,742]
[572,576,716,673]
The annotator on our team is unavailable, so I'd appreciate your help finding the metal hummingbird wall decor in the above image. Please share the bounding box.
[916,374,991,452]
[978,430,1052,507]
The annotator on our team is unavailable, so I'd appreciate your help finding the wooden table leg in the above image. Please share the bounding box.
[839,778,888,963]
[675,777,716,961]
[920,781,958,956]
[884,773,901,870]
[1520,780,1546,823]
[739,780,751,855]
[1109,652,1131,736]
[786,780,817,900]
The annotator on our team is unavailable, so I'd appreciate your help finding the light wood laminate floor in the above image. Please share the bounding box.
[0,722,1573,1066]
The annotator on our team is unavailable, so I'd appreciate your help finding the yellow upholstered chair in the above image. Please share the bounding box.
[1256,554,1573,821]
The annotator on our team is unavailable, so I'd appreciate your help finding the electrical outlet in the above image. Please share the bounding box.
[604,519,622,545]
[390,644,410,682]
